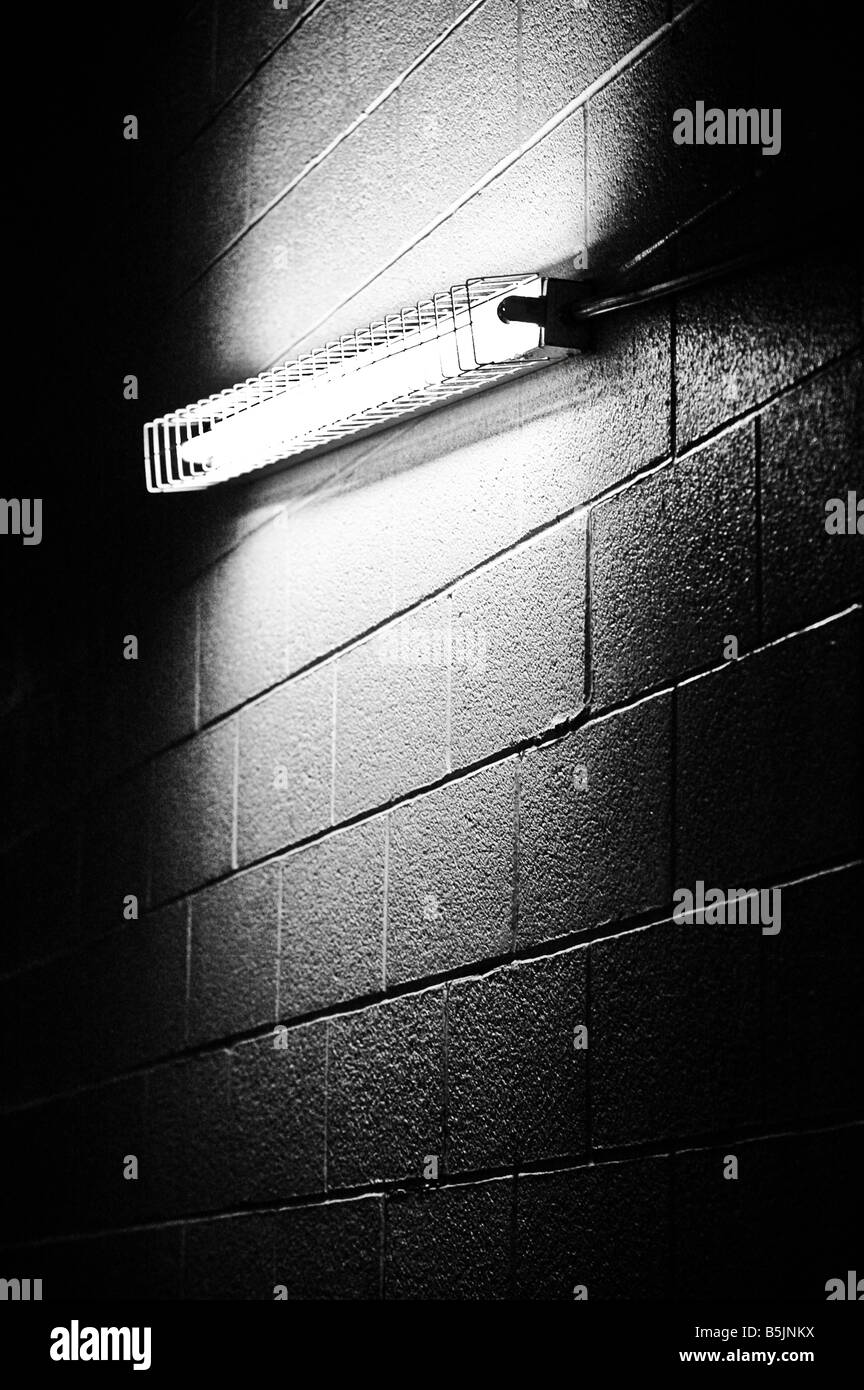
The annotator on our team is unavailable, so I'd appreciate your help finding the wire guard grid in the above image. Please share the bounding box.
[143,275,555,492]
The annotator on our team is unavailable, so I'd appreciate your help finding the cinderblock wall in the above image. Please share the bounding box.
[1,0,861,1299]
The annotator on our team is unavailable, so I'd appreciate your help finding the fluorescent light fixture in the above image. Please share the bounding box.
[144,275,587,493]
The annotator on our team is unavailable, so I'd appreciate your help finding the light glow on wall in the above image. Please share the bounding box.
[143,275,575,493]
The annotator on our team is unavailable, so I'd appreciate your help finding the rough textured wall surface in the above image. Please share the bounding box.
[1,0,861,1300]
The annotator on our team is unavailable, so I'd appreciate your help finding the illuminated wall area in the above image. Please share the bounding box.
[1,0,861,1300]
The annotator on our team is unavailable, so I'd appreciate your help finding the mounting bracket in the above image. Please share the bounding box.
[497,278,593,352]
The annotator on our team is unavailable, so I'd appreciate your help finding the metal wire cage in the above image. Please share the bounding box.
[143,274,566,493]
